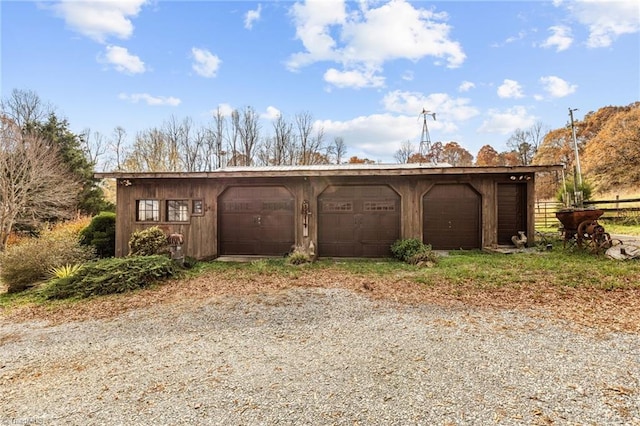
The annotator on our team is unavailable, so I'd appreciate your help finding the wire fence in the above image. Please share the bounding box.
[535,197,640,229]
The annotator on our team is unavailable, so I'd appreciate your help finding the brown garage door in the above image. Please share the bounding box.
[497,183,527,245]
[219,186,294,256]
[318,185,400,257]
[423,184,481,250]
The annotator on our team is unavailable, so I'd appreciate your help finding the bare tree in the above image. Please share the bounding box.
[80,128,108,170]
[307,125,326,164]
[328,136,347,164]
[109,126,128,171]
[507,122,547,166]
[0,118,78,249]
[236,106,260,166]
[124,128,174,172]
[272,113,294,165]
[206,107,226,170]
[394,140,415,164]
[0,89,52,130]
[228,110,241,166]
[295,111,314,165]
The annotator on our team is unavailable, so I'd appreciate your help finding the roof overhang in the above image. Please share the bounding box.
[95,164,564,180]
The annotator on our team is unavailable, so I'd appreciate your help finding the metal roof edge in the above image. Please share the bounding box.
[95,164,564,179]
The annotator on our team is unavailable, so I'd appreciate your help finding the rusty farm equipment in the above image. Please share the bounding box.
[555,209,615,254]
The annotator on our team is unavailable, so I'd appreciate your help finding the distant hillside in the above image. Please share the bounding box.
[533,102,640,199]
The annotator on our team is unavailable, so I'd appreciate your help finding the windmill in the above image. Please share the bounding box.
[418,108,436,164]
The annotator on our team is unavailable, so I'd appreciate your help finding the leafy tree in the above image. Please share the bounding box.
[348,156,375,164]
[35,114,113,215]
[475,145,500,166]
[441,142,473,166]
[582,104,640,192]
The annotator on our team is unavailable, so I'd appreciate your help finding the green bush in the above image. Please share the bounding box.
[556,178,593,205]
[391,238,426,262]
[128,226,168,256]
[391,238,439,265]
[42,255,180,299]
[0,227,96,293]
[79,212,116,258]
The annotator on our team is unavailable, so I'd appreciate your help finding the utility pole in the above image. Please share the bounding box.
[568,108,583,207]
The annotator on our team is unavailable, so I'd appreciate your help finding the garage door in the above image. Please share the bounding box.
[219,186,294,256]
[497,183,527,245]
[318,185,400,257]
[423,184,480,250]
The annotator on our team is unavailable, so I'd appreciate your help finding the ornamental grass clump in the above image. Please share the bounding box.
[0,220,96,293]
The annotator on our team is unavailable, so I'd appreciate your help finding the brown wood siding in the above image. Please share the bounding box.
[423,184,481,250]
[497,183,527,244]
[108,171,539,259]
[218,186,295,256]
[318,185,400,257]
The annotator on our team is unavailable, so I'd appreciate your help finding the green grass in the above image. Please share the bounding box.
[2,248,639,312]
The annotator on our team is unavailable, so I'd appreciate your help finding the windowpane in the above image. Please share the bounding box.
[167,200,189,222]
[137,200,159,222]
[192,200,203,215]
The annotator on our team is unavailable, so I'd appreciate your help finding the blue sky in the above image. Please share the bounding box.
[2,0,639,166]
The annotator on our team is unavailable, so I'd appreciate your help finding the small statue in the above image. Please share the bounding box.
[511,231,527,249]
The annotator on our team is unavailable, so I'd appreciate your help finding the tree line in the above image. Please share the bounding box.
[2,88,637,248]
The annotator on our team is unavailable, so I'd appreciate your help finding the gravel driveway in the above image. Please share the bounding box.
[1,287,639,425]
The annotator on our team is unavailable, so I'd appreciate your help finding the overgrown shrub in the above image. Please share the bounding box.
[391,238,439,265]
[391,238,426,262]
[128,226,168,256]
[556,178,593,205]
[79,212,116,258]
[42,255,180,299]
[288,251,310,265]
[0,221,96,293]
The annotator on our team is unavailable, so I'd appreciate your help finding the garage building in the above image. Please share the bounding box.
[96,163,561,259]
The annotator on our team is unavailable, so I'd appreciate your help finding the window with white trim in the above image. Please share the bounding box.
[136,199,160,222]
[167,200,189,222]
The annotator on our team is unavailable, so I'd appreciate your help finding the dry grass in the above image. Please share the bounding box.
[2,260,639,334]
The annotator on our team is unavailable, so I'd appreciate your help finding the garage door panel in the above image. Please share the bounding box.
[423,184,480,250]
[219,186,294,256]
[318,185,400,257]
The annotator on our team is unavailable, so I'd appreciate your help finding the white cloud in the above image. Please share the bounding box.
[478,106,536,135]
[382,90,479,123]
[458,81,475,92]
[210,103,234,117]
[51,0,147,43]
[245,4,262,29]
[539,75,577,98]
[324,67,385,89]
[191,47,221,78]
[262,106,281,120]
[541,25,573,51]
[287,0,465,89]
[402,71,414,81]
[565,0,640,48]
[318,113,424,160]
[497,79,525,99]
[118,93,181,106]
[99,45,145,74]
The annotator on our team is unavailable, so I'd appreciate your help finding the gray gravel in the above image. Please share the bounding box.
[1,287,639,425]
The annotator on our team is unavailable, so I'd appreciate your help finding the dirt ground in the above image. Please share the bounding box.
[2,267,639,334]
